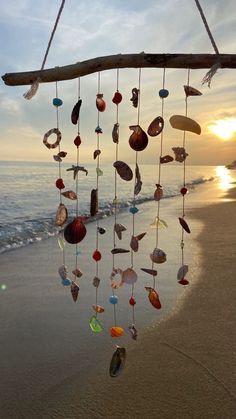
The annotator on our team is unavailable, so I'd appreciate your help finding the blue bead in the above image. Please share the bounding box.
[109,295,118,305]
[53,98,63,107]
[61,278,71,286]
[129,206,139,214]
[159,89,169,99]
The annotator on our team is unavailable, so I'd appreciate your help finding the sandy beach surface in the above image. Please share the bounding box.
[0,180,236,418]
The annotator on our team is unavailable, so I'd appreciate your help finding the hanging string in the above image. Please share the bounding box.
[74,77,81,277]
[194,0,221,87]
[24,0,66,99]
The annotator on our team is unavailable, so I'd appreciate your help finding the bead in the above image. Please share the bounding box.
[61,278,71,286]
[55,178,65,190]
[159,89,169,98]
[112,91,123,105]
[109,295,118,305]
[129,296,136,306]
[93,250,102,262]
[97,227,106,235]
[129,206,139,214]
[180,187,188,195]
[74,135,81,147]
[53,98,63,107]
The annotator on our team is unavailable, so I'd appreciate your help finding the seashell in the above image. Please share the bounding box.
[58,264,68,280]
[89,315,103,333]
[111,248,130,254]
[112,123,119,143]
[110,268,123,289]
[112,91,123,105]
[150,248,166,264]
[135,232,146,241]
[93,149,101,159]
[130,87,139,108]
[184,85,202,97]
[43,128,61,149]
[71,99,82,125]
[122,268,137,285]
[160,155,174,164]
[169,115,201,135]
[58,151,67,158]
[72,268,83,278]
[64,217,87,244]
[154,184,163,201]
[145,287,161,309]
[147,116,164,137]
[71,282,79,302]
[141,268,157,276]
[93,276,100,288]
[96,93,106,112]
[55,203,68,226]
[113,161,133,181]
[134,163,142,195]
[150,217,168,229]
[74,135,81,147]
[109,346,126,377]
[172,147,188,163]
[129,325,138,340]
[179,217,191,233]
[114,223,127,240]
[177,265,188,281]
[129,125,148,151]
[110,326,124,337]
[61,190,78,200]
[178,278,189,286]
[92,304,105,313]
[55,178,65,190]
[90,189,98,217]
[130,236,139,252]
[97,227,106,235]
[53,155,62,162]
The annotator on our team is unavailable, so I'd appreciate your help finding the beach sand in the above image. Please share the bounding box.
[0,183,235,418]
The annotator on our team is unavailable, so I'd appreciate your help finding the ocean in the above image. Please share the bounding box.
[0,160,216,254]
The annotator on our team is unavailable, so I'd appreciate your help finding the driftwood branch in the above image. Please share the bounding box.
[2,53,236,86]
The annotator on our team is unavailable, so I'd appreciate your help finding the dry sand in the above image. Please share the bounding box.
[0,185,235,418]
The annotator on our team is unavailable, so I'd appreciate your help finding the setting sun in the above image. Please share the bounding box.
[209,117,236,140]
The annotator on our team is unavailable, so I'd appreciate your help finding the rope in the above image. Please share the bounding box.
[194,0,221,87]
[24,0,65,99]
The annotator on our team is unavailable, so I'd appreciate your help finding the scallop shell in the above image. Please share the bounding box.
[122,268,137,285]
[61,191,78,200]
[58,264,68,280]
[147,116,164,137]
[150,248,166,264]
[184,85,202,97]
[96,93,106,112]
[179,217,191,233]
[169,115,201,135]
[55,203,68,226]
[90,189,98,216]
[114,223,127,240]
[113,161,133,181]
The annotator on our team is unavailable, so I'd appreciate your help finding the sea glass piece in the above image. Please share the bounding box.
[93,276,100,288]
[179,217,191,233]
[154,184,163,201]
[160,155,174,164]
[150,217,168,229]
[53,98,63,107]
[55,178,65,190]
[93,149,101,159]
[114,223,127,240]
[58,235,65,250]
[96,167,103,176]
[96,93,106,112]
[129,125,148,151]
[150,248,166,264]
[55,203,68,227]
[177,265,189,281]
[112,123,119,143]
[147,116,164,137]
[58,265,68,280]
[112,91,122,105]
[122,268,137,285]
[61,278,71,286]
[159,89,169,98]
[110,268,123,289]
[113,161,133,181]
[184,85,202,97]
[110,326,124,337]
[92,250,102,261]
[71,99,82,125]
[129,296,136,306]
[129,206,139,214]
[145,287,162,309]
[130,87,139,108]
[61,191,77,200]
[111,248,130,254]
[92,304,105,313]
[90,189,98,217]
[109,347,126,377]
[89,315,103,333]
[72,268,83,278]
[109,295,118,305]
[74,135,81,147]
[134,163,142,195]
[71,282,79,302]
[172,147,188,163]
[141,268,157,276]
[64,217,87,244]
[169,115,201,135]
[129,325,138,340]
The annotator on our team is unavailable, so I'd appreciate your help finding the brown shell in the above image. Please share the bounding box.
[114,223,126,240]
[92,304,105,313]
[58,151,67,158]
[134,163,142,195]
[72,268,83,278]
[96,94,106,112]
[61,190,78,200]
[154,184,163,201]
[141,268,157,276]
[135,232,146,241]
[130,236,139,252]
[90,189,98,217]
[129,125,148,151]
[71,99,82,125]
[130,87,139,108]
[64,217,87,244]
[160,155,174,164]
[179,217,191,234]
[113,161,133,181]
[71,282,79,302]
[55,203,68,226]
[147,116,164,137]
[93,149,101,159]
[145,287,161,309]
[112,123,119,143]
[184,85,202,97]
[93,276,100,288]
[111,248,130,254]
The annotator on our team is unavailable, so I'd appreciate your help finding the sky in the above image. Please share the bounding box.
[0,0,236,165]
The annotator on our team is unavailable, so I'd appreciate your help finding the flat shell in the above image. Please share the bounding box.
[147,116,164,137]
[184,85,202,97]
[113,161,133,181]
[134,163,142,195]
[135,232,146,241]
[111,248,130,254]
[61,190,78,200]
[122,268,137,285]
[141,268,157,276]
[71,99,82,125]
[55,203,68,226]
[169,115,201,135]
[109,347,126,377]
[93,276,100,288]
[114,223,127,240]
[177,265,188,281]
[160,155,173,164]
[130,236,139,252]
[90,189,98,216]
[93,149,101,159]
[72,268,83,278]
[92,304,105,313]
[179,217,191,233]
[112,123,119,143]
[71,282,79,302]
[58,264,68,280]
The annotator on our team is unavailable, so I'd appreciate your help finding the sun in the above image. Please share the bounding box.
[209,118,236,140]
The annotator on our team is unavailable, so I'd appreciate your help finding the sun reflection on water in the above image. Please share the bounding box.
[215,166,234,191]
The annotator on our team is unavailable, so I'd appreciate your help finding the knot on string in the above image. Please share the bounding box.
[201,60,221,88]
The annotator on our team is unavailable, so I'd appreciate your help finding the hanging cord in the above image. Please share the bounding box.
[74,77,81,277]
[194,0,221,87]
[151,68,166,290]
[24,0,66,99]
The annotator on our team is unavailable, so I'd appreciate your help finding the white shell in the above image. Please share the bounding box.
[177,265,188,281]
[122,268,137,285]
[169,115,201,135]
[58,265,68,280]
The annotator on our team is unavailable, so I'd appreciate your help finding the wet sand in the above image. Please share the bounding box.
[0,184,235,418]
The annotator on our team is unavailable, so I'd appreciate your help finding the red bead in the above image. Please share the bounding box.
[178,278,189,286]
[180,187,188,196]
[92,250,102,262]
[112,91,123,105]
[129,296,136,306]
[74,135,81,147]
[55,178,65,190]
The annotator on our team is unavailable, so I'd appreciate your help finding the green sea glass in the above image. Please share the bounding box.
[89,315,103,333]
[58,236,65,250]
